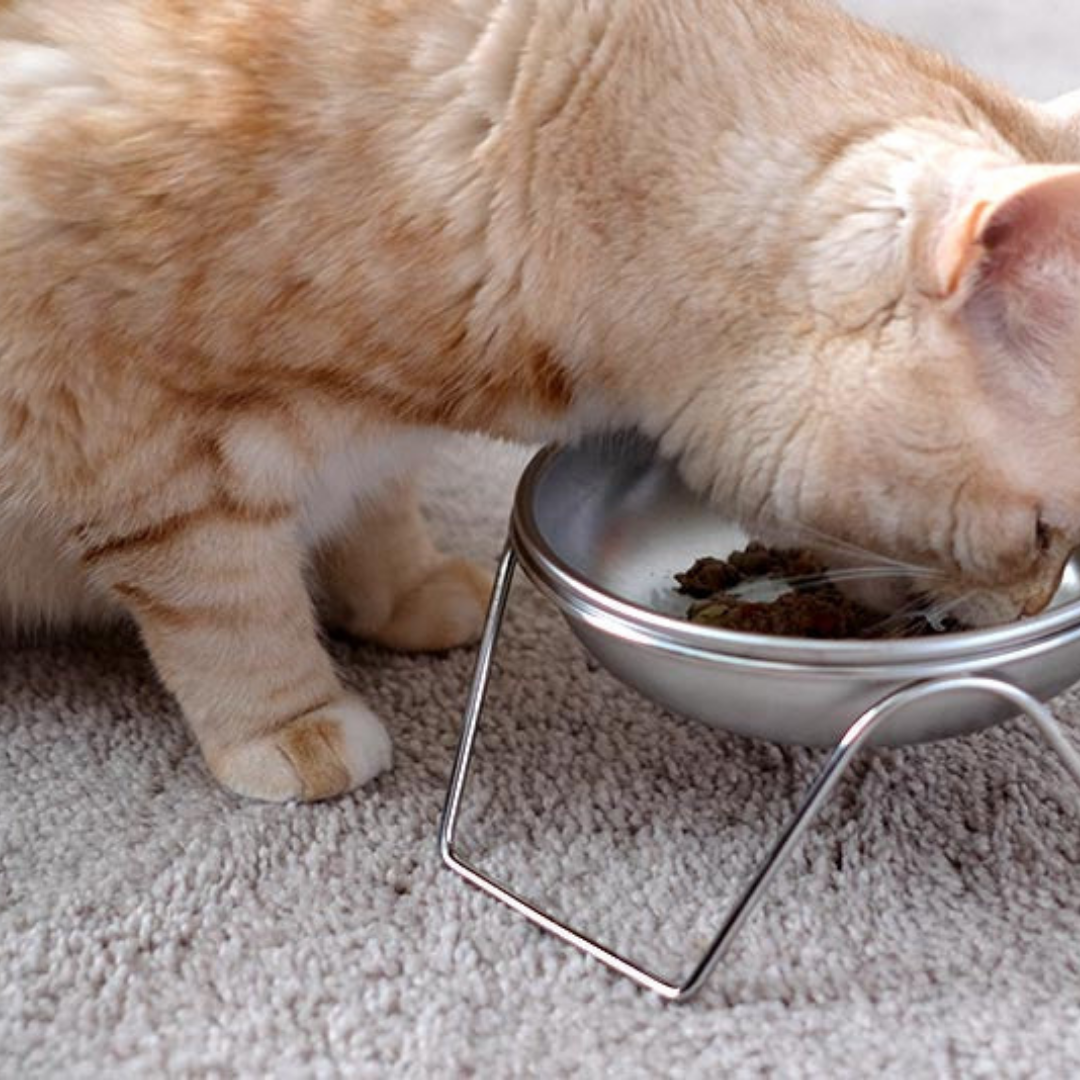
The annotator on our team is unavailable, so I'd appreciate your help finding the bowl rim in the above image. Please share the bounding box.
[513,441,1080,669]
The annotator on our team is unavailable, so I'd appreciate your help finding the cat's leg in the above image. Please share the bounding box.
[316,480,493,652]
[0,504,120,634]
[82,507,391,802]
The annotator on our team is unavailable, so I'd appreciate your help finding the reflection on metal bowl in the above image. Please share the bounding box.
[512,435,1080,748]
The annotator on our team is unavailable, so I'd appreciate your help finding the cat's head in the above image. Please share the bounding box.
[662,100,1080,628]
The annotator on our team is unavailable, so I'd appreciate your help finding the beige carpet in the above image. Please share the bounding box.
[5,6,1080,1078]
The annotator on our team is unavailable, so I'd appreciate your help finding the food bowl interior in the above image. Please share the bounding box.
[514,434,1080,747]
[524,433,1080,646]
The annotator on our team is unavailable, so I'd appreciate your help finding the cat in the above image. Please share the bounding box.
[2,0,1080,802]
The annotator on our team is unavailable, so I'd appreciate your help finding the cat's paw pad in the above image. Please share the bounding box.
[372,557,493,653]
[211,694,393,803]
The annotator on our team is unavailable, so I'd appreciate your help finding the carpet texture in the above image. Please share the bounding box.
[4,6,1080,1078]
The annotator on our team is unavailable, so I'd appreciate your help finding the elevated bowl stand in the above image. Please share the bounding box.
[438,545,1080,1003]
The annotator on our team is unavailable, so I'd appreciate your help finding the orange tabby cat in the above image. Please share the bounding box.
[2,0,1080,801]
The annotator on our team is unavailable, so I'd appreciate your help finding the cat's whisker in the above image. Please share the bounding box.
[765,518,949,579]
[919,591,979,631]
[865,598,938,637]
[729,566,943,602]
[869,589,978,638]
[783,567,942,586]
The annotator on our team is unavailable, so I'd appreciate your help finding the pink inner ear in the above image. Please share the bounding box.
[952,166,1080,370]
[936,165,1080,302]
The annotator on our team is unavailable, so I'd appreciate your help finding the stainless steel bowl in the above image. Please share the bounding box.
[511,435,1080,747]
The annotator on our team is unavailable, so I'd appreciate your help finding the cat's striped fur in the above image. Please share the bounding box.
[2,0,1080,799]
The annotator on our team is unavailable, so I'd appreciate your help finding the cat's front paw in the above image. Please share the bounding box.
[364,557,494,653]
[210,694,393,802]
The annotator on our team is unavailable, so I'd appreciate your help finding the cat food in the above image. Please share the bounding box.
[676,544,967,639]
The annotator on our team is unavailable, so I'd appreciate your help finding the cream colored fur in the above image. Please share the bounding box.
[2,0,1080,801]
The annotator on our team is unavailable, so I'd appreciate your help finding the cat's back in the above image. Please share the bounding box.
[0,1,425,407]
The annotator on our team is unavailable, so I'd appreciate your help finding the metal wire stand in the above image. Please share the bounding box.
[438,545,1080,1003]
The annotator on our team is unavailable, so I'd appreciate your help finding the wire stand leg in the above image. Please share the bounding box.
[438,548,1080,1003]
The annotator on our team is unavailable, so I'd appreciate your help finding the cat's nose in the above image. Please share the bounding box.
[1022,588,1057,617]
[1021,534,1074,616]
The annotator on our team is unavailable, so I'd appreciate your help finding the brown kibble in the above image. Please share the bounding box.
[688,588,878,638]
[675,557,744,598]
[727,542,783,578]
[678,544,967,640]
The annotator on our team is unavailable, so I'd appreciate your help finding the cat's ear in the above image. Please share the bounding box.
[1046,88,1080,126]
[1046,89,1080,161]
[928,164,1080,368]
[930,165,1080,323]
